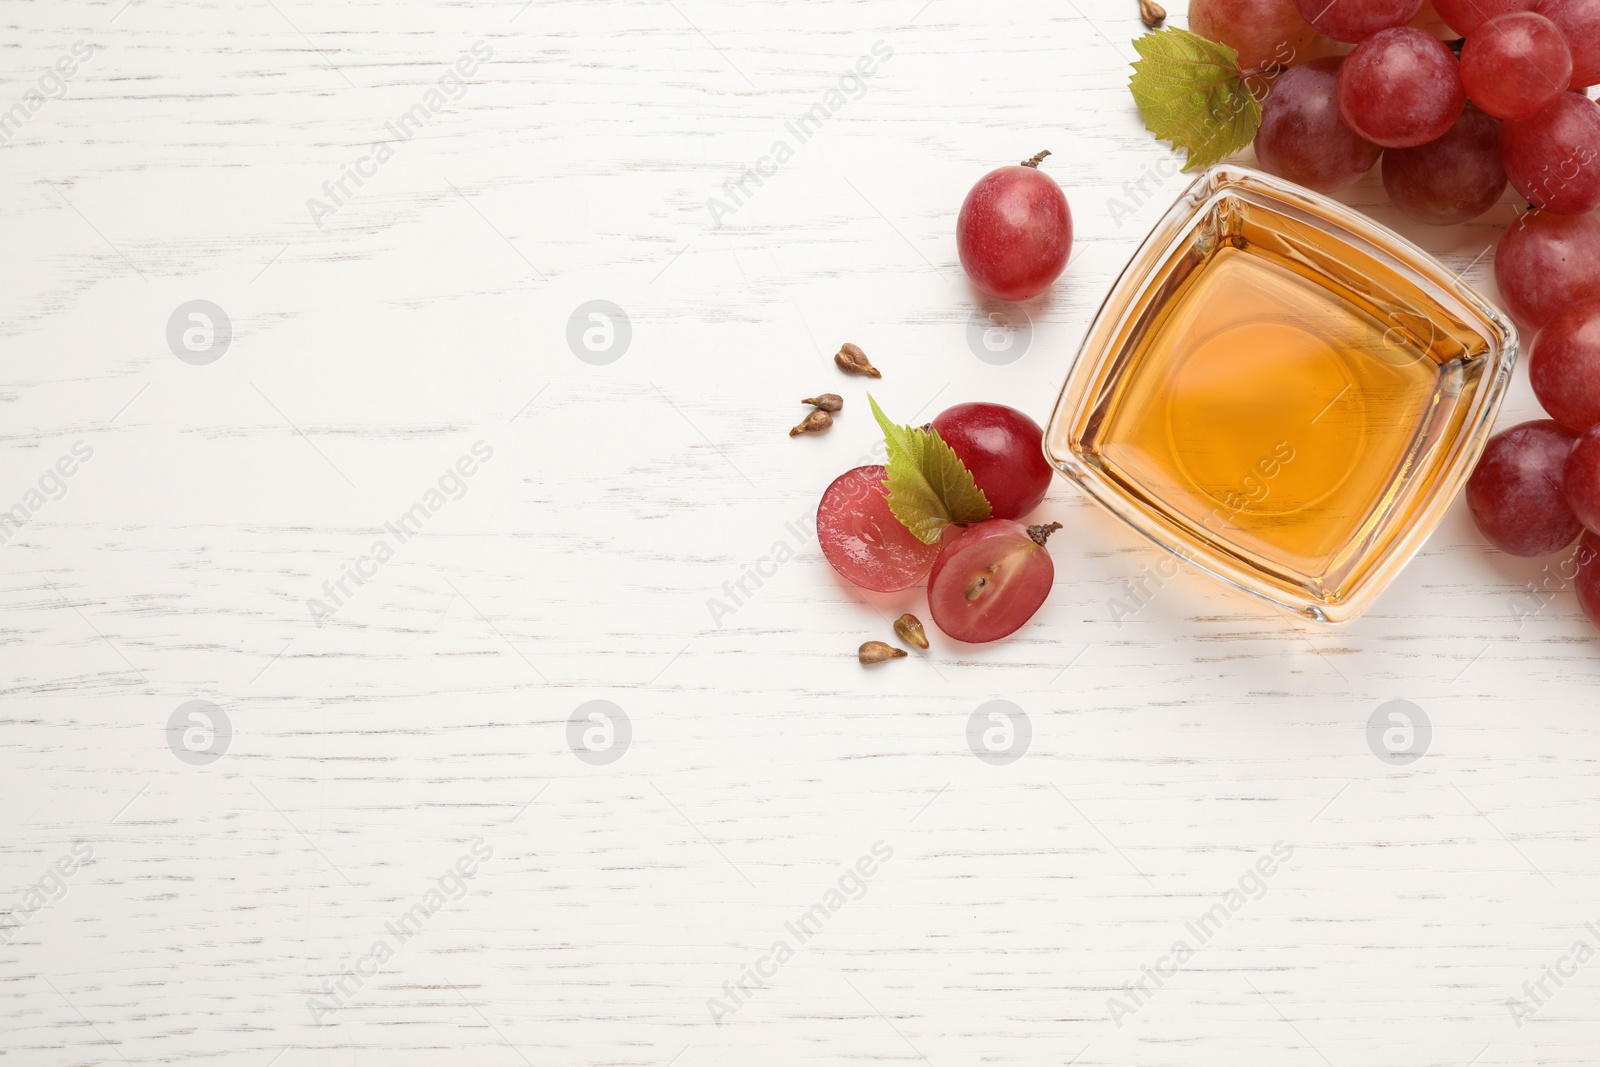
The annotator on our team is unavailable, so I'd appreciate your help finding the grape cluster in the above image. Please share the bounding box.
[1467,296,1600,628]
[818,403,1063,644]
[1191,0,1600,223]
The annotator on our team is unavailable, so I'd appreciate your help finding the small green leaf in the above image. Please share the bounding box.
[868,395,991,545]
[1129,27,1262,172]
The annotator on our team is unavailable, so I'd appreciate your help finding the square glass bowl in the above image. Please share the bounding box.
[1045,165,1517,625]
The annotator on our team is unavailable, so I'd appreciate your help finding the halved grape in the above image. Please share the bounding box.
[1562,425,1600,533]
[1382,106,1506,224]
[818,465,939,592]
[1500,93,1600,215]
[1189,0,1318,70]
[1494,211,1600,329]
[1540,0,1600,89]
[1293,0,1422,42]
[1575,531,1600,628]
[931,403,1054,520]
[1256,58,1384,192]
[1337,28,1467,148]
[1531,302,1600,432]
[926,520,1058,643]
[1461,13,1573,121]
[1432,0,1540,35]
[1466,420,1582,556]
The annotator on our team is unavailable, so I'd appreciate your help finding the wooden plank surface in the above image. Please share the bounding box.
[3,0,1598,1063]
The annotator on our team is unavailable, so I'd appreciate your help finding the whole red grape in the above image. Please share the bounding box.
[1494,211,1600,329]
[1189,0,1318,70]
[1467,420,1583,556]
[1337,28,1467,148]
[1382,106,1506,224]
[1563,424,1600,533]
[931,402,1054,520]
[1531,302,1600,433]
[1460,13,1573,121]
[956,153,1073,302]
[926,519,1059,643]
[1500,92,1600,215]
[817,465,940,592]
[1574,531,1600,627]
[1255,58,1383,192]
[1293,0,1422,42]
[1432,0,1540,35]
[1535,0,1600,88]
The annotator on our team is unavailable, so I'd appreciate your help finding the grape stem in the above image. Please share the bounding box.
[1021,150,1052,168]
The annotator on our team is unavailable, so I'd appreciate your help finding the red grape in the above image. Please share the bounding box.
[926,520,1059,643]
[1409,0,1456,37]
[1575,531,1600,627]
[1531,301,1600,433]
[1500,92,1600,215]
[817,465,939,592]
[1189,0,1318,70]
[1431,0,1540,35]
[956,153,1073,302]
[1293,0,1422,42]
[931,402,1054,520]
[1541,0,1600,89]
[1494,211,1600,329]
[1466,420,1583,556]
[1563,424,1600,533]
[1255,58,1383,192]
[1337,29,1467,148]
[1461,13,1574,121]
[1382,106,1506,224]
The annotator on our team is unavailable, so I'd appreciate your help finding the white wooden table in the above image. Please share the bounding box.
[4,1,1597,1063]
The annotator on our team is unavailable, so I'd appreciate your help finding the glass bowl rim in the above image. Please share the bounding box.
[1043,164,1519,626]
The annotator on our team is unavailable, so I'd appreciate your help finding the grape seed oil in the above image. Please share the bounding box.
[1070,193,1499,613]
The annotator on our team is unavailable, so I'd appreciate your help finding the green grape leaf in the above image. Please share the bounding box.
[869,395,991,545]
[1129,27,1261,172]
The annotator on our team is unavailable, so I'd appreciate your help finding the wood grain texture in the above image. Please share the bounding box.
[2,0,1598,1064]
